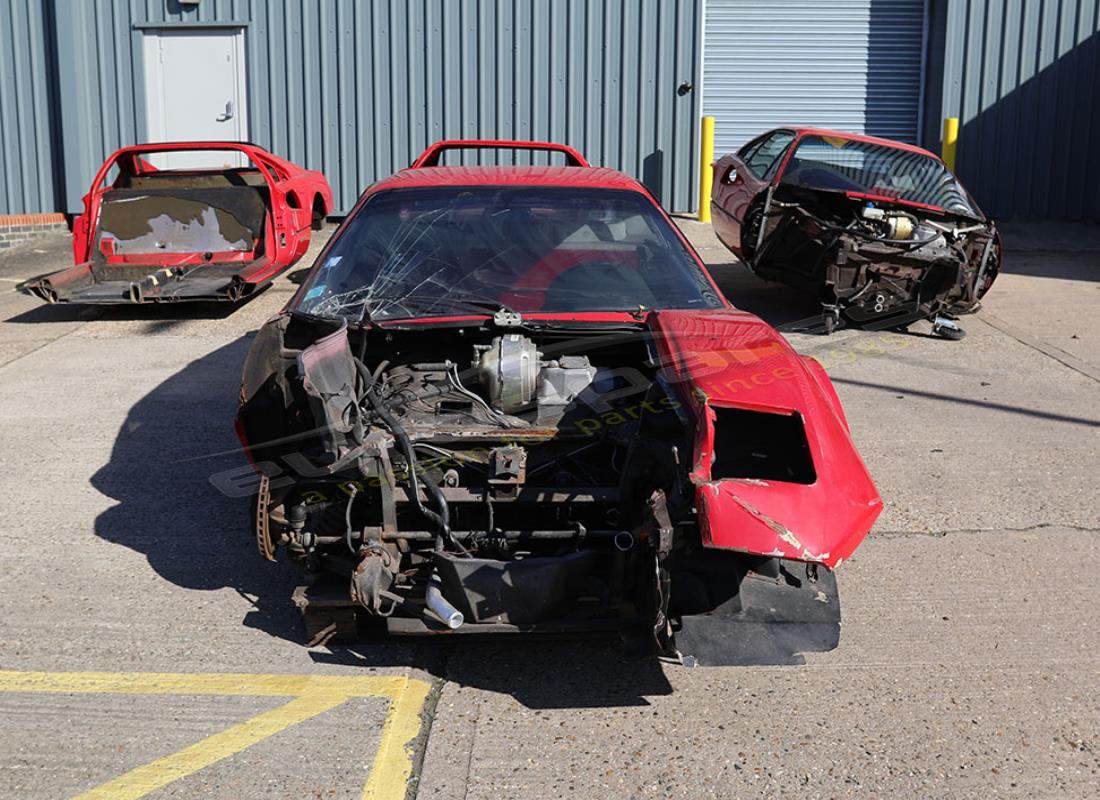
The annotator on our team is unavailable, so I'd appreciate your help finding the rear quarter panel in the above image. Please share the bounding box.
[710,153,768,256]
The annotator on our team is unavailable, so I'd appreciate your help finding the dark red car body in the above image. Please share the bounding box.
[711,127,1000,336]
[237,140,881,663]
[711,127,943,256]
[24,141,332,305]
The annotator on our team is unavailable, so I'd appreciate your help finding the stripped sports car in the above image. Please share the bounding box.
[711,127,1001,338]
[236,140,882,664]
[23,142,332,305]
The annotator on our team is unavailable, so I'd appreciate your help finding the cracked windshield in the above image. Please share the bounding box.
[296,186,722,321]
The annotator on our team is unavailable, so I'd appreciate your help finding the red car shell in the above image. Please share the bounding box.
[74,141,332,269]
[712,126,970,258]
[709,127,999,335]
[289,140,882,568]
[27,141,332,305]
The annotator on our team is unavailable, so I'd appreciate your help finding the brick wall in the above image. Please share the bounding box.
[0,213,69,249]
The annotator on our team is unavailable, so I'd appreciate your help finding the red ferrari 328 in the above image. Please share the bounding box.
[235,140,882,665]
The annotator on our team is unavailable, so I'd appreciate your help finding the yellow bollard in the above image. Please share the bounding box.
[698,116,715,222]
[942,117,959,172]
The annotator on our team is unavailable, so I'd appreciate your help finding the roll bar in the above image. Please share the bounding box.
[410,139,589,168]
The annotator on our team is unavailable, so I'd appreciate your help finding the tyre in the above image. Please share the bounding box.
[742,200,764,261]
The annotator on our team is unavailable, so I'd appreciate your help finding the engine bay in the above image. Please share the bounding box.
[240,314,696,643]
[752,186,1000,337]
[234,298,876,666]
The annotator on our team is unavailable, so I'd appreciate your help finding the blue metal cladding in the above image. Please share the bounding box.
[0,0,59,215]
[925,0,1100,221]
[7,0,1098,222]
[27,0,703,215]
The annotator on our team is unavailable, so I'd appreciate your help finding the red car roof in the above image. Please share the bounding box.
[362,139,649,198]
[789,127,939,159]
[293,140,727,319]
[108,140,273,158]
[368,164,646,196]
[101,141,308,178]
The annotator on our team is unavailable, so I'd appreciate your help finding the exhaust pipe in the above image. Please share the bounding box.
[130,267,178,304]
[226,275,246,302]
[23,280,58,303]
[425,576,463,629]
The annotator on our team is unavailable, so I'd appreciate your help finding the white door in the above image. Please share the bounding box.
[142,28,248,169]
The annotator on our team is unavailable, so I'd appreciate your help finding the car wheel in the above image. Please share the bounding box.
[822,305,842,336]
[742,200,764,261]
[931,316,966,340]
[934,324,966,340]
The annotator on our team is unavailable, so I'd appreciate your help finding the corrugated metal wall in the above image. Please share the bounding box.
[7,0,1099,222]
[0,0,59,215]
[922,0,1100,220]
[39,0,702,215]
[703,0,926,154]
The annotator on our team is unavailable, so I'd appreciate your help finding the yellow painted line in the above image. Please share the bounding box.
[363,676,432,800]
[71,693,348,800]
[0,670,431,800]
[0,670,409,698]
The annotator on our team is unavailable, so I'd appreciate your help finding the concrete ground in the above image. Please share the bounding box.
[0,219,1096,799]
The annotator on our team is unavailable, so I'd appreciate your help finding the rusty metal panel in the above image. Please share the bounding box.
[40,0,703,215]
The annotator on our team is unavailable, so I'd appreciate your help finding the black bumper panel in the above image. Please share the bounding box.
[672,558,841,666]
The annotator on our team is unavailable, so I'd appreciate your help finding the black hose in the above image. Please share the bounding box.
[354,360,454,553]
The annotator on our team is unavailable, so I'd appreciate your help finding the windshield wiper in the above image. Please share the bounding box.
[443,295,523,326]
[440,294,514,313]
[362,293,521,325]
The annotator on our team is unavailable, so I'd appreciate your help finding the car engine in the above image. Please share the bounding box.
[239,315,689,643]
[752,186,1001,337]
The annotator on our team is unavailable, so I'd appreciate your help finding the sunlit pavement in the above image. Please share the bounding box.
[0,221,1096,798]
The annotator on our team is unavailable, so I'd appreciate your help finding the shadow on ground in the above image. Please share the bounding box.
[4,290,267,326]
[89,336,673,707]
[704,259,826,331]
[90,336,308,642]
[996,249,1099,282]
[316,636,675,708]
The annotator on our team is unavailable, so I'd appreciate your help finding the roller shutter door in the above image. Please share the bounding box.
[703,0,926,154]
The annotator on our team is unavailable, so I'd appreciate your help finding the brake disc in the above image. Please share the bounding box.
[255,474,277,561]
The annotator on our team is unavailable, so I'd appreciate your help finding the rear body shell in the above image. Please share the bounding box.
[25,141,332,305]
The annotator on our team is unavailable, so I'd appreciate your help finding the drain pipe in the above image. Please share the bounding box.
[425,575,464,630]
